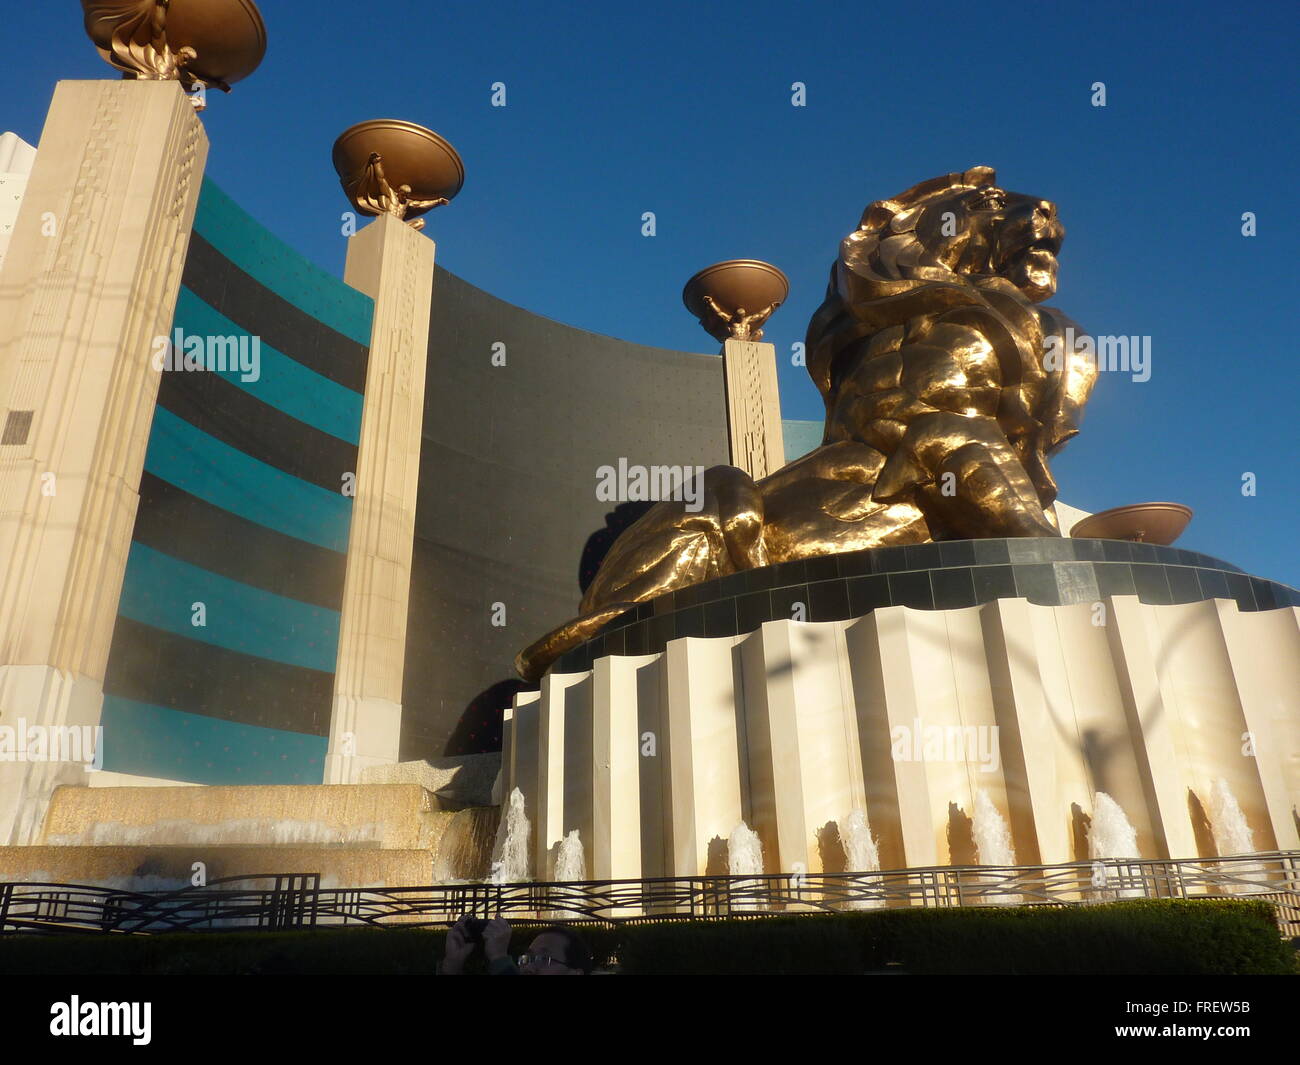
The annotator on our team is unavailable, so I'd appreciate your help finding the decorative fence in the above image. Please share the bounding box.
[1,851,1297,937]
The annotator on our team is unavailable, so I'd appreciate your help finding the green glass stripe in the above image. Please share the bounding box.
[171,288,362,443]
[143,408,352,552]
[192,178,373,347]
[100,695,326,785]
[118,542,341,673]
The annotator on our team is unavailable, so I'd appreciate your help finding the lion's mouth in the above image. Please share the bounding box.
[1001,234,1062,270]
[1027,234,1062,256]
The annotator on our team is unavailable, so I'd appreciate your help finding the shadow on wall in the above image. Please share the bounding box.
[947,802,977,865]
[443,678,529,758]
[579,502,657,595]
[440,502,656,758]
[1070,803,1092,862]
[817,821,847,873]
[1188,788,1218,858]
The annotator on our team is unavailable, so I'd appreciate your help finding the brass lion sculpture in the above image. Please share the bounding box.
[516,167,1098,681]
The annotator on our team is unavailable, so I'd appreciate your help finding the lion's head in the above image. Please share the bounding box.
[803,167,1097,521]
[807,167,1068,406]
[853,166,1063,300]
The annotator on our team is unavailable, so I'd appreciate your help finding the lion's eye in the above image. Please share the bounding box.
[971,190,1007,211]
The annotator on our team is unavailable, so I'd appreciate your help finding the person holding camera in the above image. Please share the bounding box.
[438,915,592,975]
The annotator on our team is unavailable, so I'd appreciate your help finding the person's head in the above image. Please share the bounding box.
[517,925,593,975]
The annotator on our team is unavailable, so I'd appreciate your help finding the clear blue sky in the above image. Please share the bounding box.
[6,0,1296,585]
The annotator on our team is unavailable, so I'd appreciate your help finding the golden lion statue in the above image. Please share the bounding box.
[516,167,1097,681]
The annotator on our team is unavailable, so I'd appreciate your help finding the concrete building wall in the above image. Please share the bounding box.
[406,269,729,758]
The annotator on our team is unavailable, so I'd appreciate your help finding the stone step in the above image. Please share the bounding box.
[37,783,453,850]
[361,753,501,807]
[0,844,445,891]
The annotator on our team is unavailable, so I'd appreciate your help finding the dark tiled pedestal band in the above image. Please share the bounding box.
[552,538,1300,674]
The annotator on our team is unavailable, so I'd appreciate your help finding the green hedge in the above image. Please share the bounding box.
[616,900,1296,975]
[0,900,1292,975]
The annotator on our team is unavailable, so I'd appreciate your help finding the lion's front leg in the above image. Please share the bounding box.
[516,466,766,681]
[579,465,766,613]
[873,411,1059,538]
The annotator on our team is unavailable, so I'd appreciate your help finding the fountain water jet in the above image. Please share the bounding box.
[727,821,764,912]
[488,787,531,885]
[837,808,883,910]
[972,791,1020,904]
[973,791,1016,866]
[1208,778,1260,894]
[554,829,586,881]
[546,828,587,919]
[1088,791,1141,899]
[1208,779,1255,856]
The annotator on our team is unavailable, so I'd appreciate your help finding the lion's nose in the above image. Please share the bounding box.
[1036,200,1056,220]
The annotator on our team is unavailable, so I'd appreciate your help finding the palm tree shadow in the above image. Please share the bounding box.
[947,802,977,865]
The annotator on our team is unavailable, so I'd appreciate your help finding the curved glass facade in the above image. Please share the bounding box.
[101,179,373,783]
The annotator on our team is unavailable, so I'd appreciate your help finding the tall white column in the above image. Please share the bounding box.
[0,81,207,844]
[325,214,435,783]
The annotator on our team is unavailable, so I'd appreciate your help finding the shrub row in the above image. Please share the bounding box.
[615,900,1296,975]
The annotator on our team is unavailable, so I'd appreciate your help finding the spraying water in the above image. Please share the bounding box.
[728,821,764,874]
[488,787,531,884]
[554,829,586,881]
[1208,779,1255,856]
[837,808,882,910]
[545,828,587,919]
[1089,792,1139,859]
[972,791,1019,905]
[1089,791,1141,900]
[1208,778,1259,895]
[838,809,880,872]
[727,821,764,912]
[973,792,1016,866]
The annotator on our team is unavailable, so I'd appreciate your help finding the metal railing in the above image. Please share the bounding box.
[0,873,321,935]
[1,852,1296,937]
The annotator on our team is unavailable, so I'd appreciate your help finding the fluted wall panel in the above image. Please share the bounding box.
[505,598,1300,877]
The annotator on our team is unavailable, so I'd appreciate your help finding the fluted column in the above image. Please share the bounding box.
[1214,603,1300,850]
[664,636,745,875]
[721,339,785,478]
[590,655,648,880]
